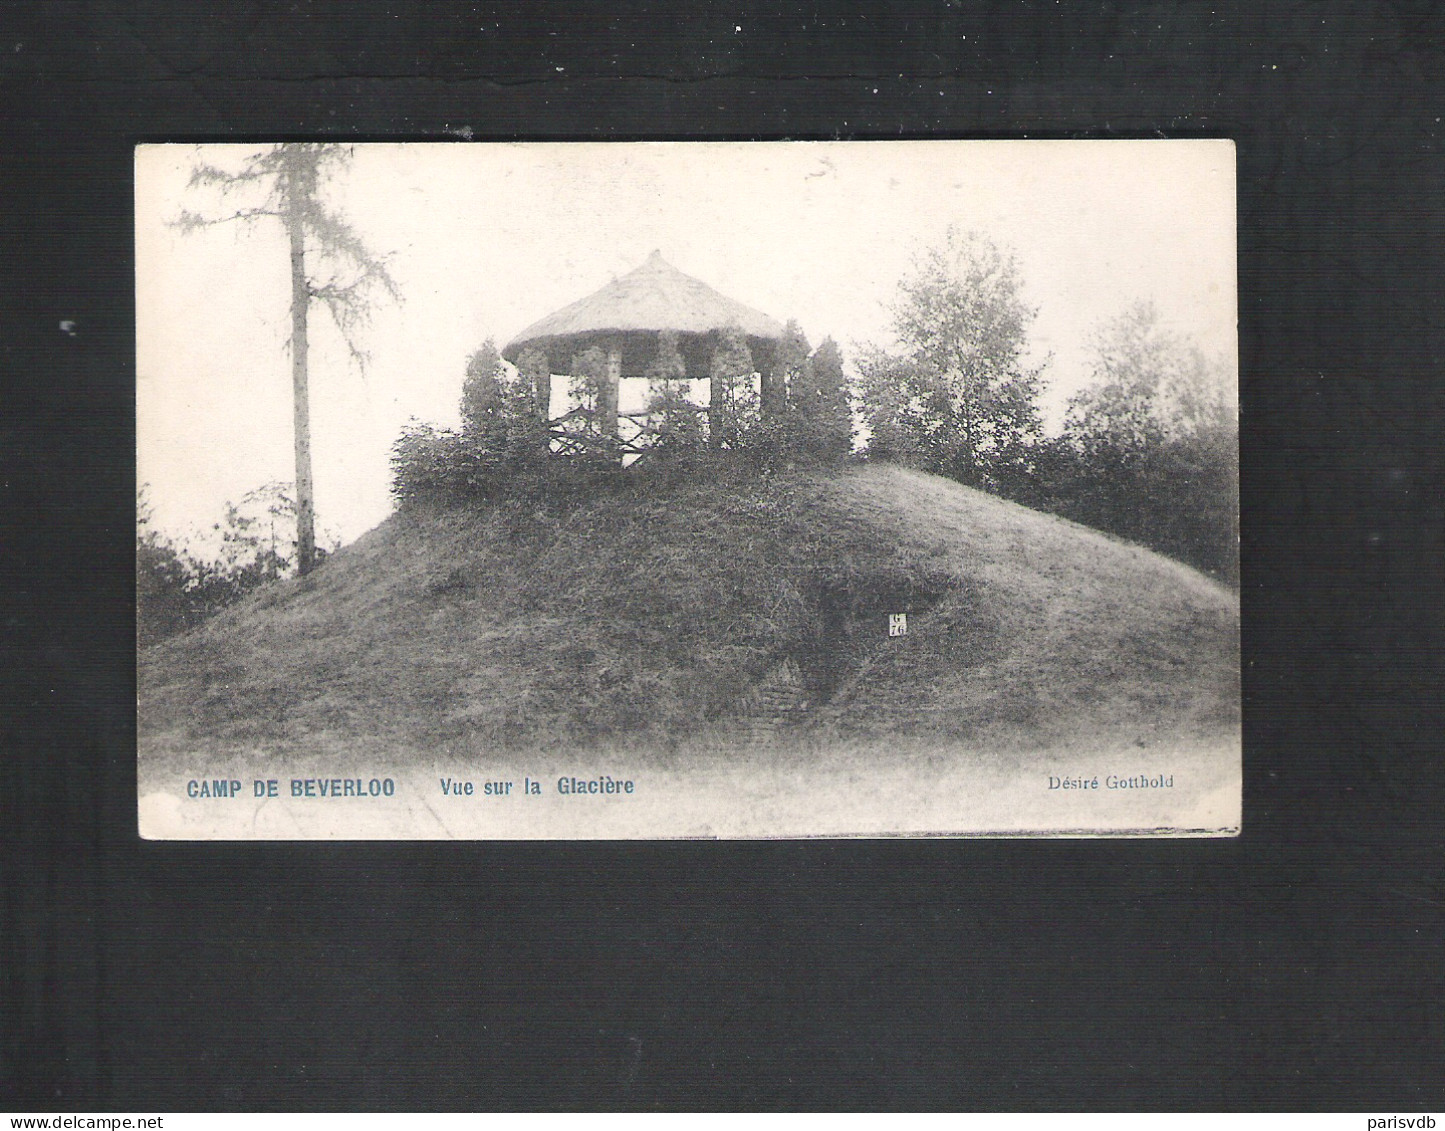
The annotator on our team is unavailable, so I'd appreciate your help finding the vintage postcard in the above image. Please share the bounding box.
[136,140,1239,839]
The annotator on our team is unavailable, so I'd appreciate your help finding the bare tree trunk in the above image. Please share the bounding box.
[179,143,396,578]
[286,166,317,576]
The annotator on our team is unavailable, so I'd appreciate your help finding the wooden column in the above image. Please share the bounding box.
[528,351,552,458]
[709,343,726,449]
[533,356,551,424]
[601,344,621,437]
[759,343,785,421]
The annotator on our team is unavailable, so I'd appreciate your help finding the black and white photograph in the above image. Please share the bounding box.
[16,1,1445,1110]
[136,140,1239,839]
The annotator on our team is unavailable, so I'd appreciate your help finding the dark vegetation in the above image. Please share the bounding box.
[176,142,399,576]
[140,464,1238,762]
[1027,301,1238,582]
[856,230,1238,584]
[391,228,1236,585]
[137,483,330,647]
[390,319,855,510]
[140,222,1236,654]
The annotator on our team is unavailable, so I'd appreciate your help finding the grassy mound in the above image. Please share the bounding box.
[139,464,1238,766]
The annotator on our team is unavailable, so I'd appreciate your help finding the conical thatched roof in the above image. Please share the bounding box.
[502,251,785,378]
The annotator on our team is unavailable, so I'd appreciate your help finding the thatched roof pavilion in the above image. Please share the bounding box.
[502,250,785,381]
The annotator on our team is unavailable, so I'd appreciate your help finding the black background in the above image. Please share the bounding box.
[3,1,1441,1110]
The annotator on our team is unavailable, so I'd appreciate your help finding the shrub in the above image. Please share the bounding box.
[137,484,330,645]
[391,422,503,506]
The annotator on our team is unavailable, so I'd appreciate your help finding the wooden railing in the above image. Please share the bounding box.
[545,407,705,462]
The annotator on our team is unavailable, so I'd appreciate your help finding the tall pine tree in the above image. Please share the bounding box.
[176,144,399,574]
[776,319,812,410]
[708,325,755,450]
[461,340,506,436]
[794,337,853,462]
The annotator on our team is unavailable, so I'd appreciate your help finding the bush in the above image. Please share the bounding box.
[137,484,327,646]
[1030,430,1238,585]
[391,419,638,509]
[397,325,862,510]
[390,422,505,506]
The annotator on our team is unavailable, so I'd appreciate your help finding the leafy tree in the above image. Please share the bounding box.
[391,421,465,505]
[1155,332,1234,443]
[852,348,933,464]
[708,324,756,449]
[137,482,331,645]
[1064,301,1235,468]
[857,227,1046,493]
[1064,303,1172,450]
[176,144,399,575]
[213,481,299,584]
[1056,301,1238,581]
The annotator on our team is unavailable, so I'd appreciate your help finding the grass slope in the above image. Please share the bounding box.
[140,464,1239,771]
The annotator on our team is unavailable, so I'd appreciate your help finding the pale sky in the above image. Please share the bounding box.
[136,140,1236,550]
